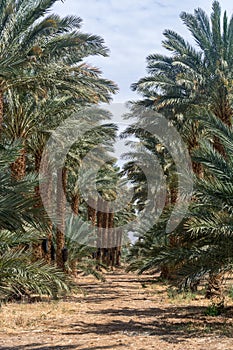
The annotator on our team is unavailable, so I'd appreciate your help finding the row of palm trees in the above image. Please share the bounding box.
[2,0,232,308]
[0,0,123,301]
[124,1,233,308]
[0,143,74,301]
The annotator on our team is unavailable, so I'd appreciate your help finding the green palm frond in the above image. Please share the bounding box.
[0,249,73,301]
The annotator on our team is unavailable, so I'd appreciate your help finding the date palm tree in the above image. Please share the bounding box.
[127,0,233,290]
[132,1,233,159]
[0,230,73,302]
[59,214,104,280]
[0,0,117,131]
[0,142,46,231]
[0,142,73,301]
[127,113,233,308]
[39,107,118,269]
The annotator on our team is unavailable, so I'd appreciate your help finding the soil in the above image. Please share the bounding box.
[0,270,233,349]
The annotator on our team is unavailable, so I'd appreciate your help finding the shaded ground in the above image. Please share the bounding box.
[0,270,233,349]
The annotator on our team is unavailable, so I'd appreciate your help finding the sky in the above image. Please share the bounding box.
[52,1,233,237]
[53,0,233,103]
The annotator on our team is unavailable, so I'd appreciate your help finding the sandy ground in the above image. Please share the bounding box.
[0,270,233,349]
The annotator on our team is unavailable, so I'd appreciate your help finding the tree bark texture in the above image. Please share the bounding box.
[10,148,26,180]
[56,167,67,270]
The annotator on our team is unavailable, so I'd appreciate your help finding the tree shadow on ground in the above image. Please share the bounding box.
[0,344,124,350]
[0,345,79,350]
[78,346,124,350]
[59,305,233,344]
[86,304,233,320]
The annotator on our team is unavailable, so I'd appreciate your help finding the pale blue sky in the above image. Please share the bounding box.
[53,0,233,103]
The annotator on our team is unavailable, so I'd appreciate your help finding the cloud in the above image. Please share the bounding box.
[53,0,233,102]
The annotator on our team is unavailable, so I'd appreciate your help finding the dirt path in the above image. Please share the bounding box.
[0,270,233,349]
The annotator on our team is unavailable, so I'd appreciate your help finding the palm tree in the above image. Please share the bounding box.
[121,123,175,208]
[62,214,104,280]
[0,142,46,231]
[3,94,117,265]
[132,1,233,156]
[0,143,73,301]
[1,0,118,186]
[0,230,73,302]
[0,0,117,131]
[127,113,233,308]
[38,107,118,269]
[126,0,233,287]
[2,94,75,260]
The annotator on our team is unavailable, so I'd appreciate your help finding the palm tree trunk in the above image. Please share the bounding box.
[39,152,54,264]
[96,198,104,265]
[87,198,96,225]
[10,146,44,261]
[31,151,44,261]
[116,229,122,267]
[102,203,109,265]
[205,272,225,306]
[87,197,97,259]
[188,122,203,178]
[108,212,114,268]
[34,150,54,262]
[71,193,79,215]
[0,89,3,133]
[34,150,43,201]
[213,99,232,127]
[34,150,42,173]
[10,148,26,180]
[56,167,67,270]
[212,99,232,156]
